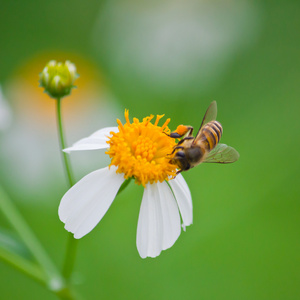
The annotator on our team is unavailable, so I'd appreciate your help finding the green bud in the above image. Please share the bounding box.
[39,60,79,99]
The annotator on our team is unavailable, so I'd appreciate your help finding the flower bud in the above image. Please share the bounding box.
[39,60,79,99]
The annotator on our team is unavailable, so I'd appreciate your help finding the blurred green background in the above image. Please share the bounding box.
[0,0,299,299]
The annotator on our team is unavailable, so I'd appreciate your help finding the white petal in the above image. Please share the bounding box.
[136,181,181,258]
[63,126,118,153]
[59,166,124,238]
[169,174,193,229]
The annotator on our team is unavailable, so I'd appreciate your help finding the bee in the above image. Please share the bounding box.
[169,101,239,173]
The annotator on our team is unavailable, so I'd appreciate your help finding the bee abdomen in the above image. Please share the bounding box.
[200,121,223,150]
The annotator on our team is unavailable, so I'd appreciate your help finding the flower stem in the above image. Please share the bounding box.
[62,234,78,281]
[56,98,78,283]
[56,98,75,188]
[0,186,63,289]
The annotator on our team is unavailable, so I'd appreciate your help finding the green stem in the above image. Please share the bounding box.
[55,286,79,300]
[56,98,78,284]
[56,98,75,188]
[62,234,78,281]
[0,187,64,290]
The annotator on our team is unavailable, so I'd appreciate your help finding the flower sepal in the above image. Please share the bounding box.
[116,177,133,196]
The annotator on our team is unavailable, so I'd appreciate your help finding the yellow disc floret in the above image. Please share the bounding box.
[106,110,177,186]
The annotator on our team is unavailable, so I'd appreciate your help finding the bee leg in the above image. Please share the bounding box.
[169,137,194,156]
[177,136,194,145]
[170,146,184,154]
[168,125,194,139]
[168,132,182,138]
[186,127,194,137]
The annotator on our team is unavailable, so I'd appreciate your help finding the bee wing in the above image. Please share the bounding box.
[203,143,240,164]
[194,101,217,140]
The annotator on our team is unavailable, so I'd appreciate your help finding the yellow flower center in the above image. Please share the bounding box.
[106,110,177,186]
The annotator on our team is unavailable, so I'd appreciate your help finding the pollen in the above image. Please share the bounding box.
[106,110,177,186]
[175,124,189,137]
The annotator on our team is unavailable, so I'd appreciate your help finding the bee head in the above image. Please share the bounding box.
[170,150,191,172]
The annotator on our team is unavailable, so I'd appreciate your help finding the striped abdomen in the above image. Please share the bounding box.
[198,121,223,151]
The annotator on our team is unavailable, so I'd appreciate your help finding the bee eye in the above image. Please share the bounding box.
[176,151,185,158]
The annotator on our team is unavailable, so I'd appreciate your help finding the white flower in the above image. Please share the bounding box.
[59,110,193,258]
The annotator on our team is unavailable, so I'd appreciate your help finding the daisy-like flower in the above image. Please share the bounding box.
[59,110,192,258]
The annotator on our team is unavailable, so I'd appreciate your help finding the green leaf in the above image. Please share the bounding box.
[0,228,32,260]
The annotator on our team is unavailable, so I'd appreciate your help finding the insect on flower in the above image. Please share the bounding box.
[59,110,193,258]
[169,101,239,173]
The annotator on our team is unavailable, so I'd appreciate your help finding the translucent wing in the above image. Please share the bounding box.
[203,144,239,164]
[194,101,217,139]
[200,101,217,128]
